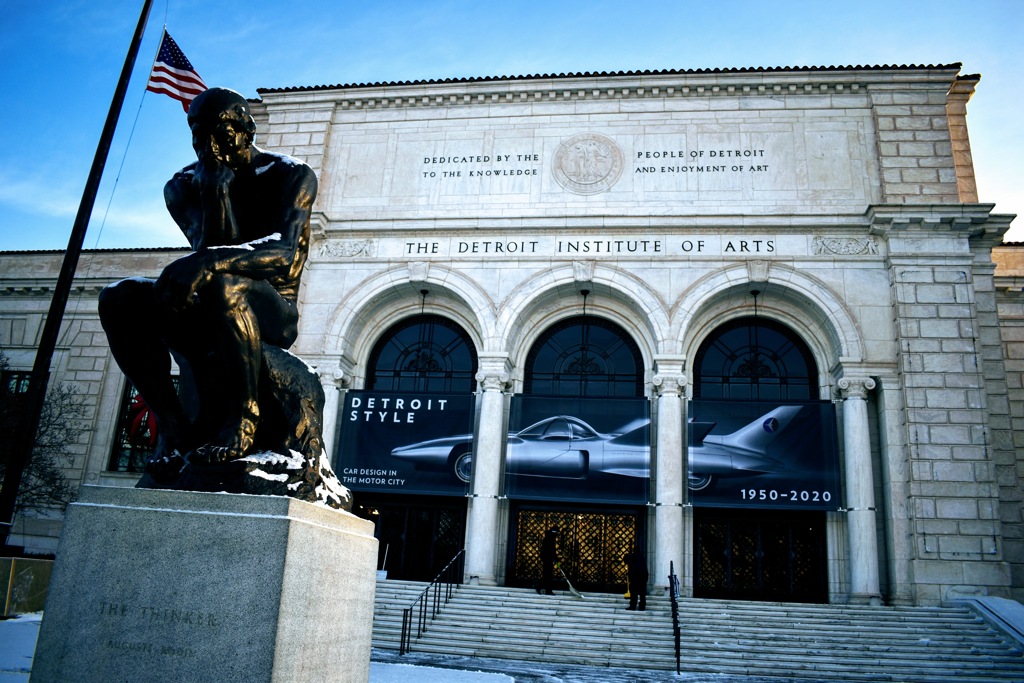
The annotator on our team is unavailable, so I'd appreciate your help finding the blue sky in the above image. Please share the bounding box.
[1,0,1022,251]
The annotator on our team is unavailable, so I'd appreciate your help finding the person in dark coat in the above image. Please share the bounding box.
[625,546,648,611]
[537,527,559,595]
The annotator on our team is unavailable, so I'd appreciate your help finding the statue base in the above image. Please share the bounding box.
[31,485,377,683]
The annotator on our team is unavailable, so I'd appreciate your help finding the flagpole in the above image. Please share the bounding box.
[0,0,155,549]
[148,25,167,75]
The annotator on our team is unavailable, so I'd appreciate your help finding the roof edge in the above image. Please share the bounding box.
[255,63,964,95]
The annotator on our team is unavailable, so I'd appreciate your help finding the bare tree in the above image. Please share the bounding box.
[0,353,83,516]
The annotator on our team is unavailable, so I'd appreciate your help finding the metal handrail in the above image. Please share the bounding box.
[399,548,465,655]
[669,560,682,675]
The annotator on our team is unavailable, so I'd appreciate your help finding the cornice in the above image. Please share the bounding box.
[994,275,1024,293]
[0,247,189,257]
[866,204,996,237]
[253,64,962,112]
[0,282,108,297]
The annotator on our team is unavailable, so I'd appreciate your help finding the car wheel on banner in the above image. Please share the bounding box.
[688,473,714,492]
[451,449,473,483]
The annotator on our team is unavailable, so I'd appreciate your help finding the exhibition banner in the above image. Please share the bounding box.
[336,390,475,496]
[687,399,840,510]
[504,395,651,504]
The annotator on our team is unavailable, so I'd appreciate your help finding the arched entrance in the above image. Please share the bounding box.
[352,313,477,580]
[692,316,829,603]
[507,313,648,594]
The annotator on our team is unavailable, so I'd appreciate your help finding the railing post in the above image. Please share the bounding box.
[669,560,681,675]
[397,548,466,655]
[419,593,427,637]
[400,607,411,655]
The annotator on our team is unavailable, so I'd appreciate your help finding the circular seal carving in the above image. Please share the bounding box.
[552,133,624,195]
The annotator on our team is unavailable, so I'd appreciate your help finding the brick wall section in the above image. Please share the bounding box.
[972,238,1022,603]
[0,287,105,552]
[994,244,1024,600]
[871,86,960,204]
[946,77,980,202]
[0,250,179,553]
[252,104,335,199]
[882,220,1011,603]
[996,298,1024,598]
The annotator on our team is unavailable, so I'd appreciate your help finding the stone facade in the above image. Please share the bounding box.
[993,245,1024,595]
[2,64,1021,607]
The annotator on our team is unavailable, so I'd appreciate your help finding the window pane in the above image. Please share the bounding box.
[108,379,179,473]
[695,318,816,401]
[525,316,643,398]
[367,315,477,393]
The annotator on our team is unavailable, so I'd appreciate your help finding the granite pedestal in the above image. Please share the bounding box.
[31,485,378,683]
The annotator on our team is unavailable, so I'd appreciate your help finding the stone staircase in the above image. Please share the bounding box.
[372,579,1024,682]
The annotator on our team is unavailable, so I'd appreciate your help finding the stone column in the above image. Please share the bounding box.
[652,368,686,592]
[838,376,881,605]
[463,365,509,585]
[317,367,347,457]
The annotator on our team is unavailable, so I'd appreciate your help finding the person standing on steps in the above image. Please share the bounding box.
[537,527,560,595]
[624,546,648,611]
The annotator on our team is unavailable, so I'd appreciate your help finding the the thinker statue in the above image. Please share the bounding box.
[100,87,348,508]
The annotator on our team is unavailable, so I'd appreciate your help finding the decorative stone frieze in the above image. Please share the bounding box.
[278,75,878,112]
[315,239,375,259]
[813,237,879,256]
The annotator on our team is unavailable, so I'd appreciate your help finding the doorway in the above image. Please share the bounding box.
[353,494,466,581]
[692,315,829,603]
[694,507,827,603]
[506,503,643,594]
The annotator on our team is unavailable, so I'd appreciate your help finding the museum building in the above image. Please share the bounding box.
[3,63,1024,608]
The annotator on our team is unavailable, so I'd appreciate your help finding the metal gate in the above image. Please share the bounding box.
[694,508,827,603]
[508,505,640,593]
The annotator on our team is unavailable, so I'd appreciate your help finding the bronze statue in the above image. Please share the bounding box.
[100,88,347,507]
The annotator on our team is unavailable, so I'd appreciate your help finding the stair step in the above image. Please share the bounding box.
[372,580,1024,681]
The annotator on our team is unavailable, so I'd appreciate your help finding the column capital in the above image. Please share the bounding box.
[837,377,875,400]
[475,371,510,392]
[316,366,349,388]
[653,373,687,396]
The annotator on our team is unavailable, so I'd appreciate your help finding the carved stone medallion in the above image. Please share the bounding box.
[552,133,624,195]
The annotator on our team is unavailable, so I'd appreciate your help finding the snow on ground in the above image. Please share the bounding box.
[0,614,39,682]
[371,661,511,682]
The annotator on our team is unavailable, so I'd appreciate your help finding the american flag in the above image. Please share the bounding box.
[146,30,207,113]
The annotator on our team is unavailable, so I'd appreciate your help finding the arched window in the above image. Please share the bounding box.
[524,316,644,397]
[694,317,816,401]
[366,314,477,393]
